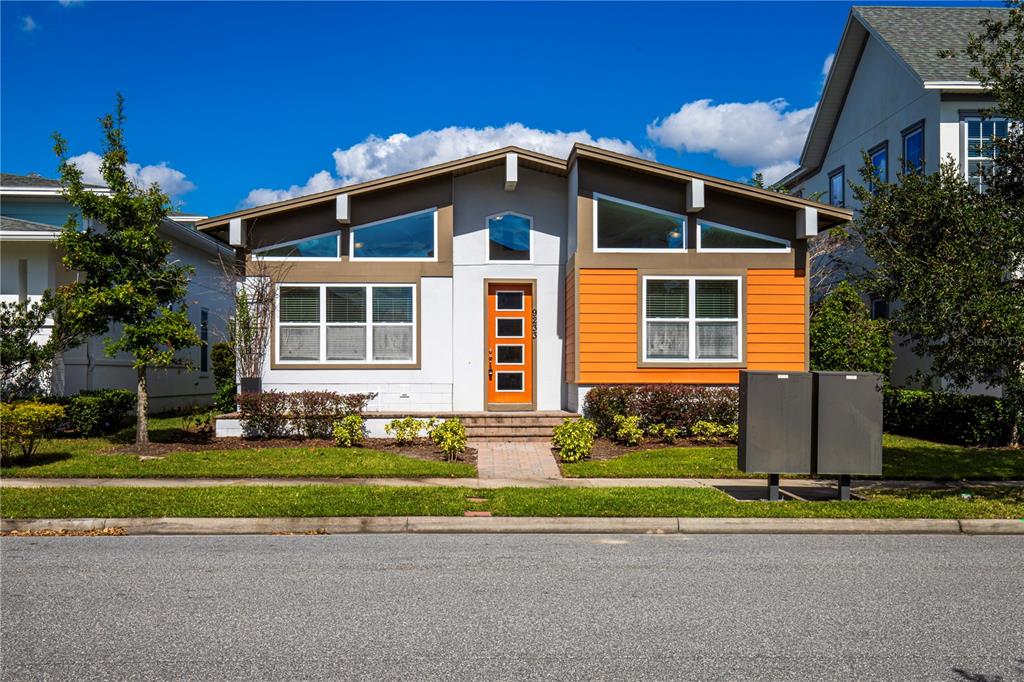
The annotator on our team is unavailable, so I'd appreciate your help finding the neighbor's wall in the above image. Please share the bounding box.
[451,166,568,411]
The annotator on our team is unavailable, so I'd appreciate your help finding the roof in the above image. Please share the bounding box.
[854,6,1006,82]
[0,215,61,232]
[0,172,104,190]
[782,5,1010,188]
[199,143,851,231]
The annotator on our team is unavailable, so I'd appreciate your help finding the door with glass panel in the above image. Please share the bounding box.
[486,283,534,408]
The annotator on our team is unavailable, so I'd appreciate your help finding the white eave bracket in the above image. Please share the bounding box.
[505,153,518,191]
[336,194,350,223]
[796,206,818,239]
[686,179,704,212]
[229,217,246,248]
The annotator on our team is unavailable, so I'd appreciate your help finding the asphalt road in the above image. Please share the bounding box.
[2,534,1022,681]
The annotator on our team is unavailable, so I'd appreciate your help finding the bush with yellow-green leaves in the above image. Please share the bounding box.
[0,401,66,460]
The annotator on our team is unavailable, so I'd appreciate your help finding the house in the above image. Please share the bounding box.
[198,145,849,415]
[0,173,235,410]
[782,6,1010,389]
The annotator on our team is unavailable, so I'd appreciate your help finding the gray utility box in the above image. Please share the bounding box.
[813,372,883,476]
[738,371,813,474]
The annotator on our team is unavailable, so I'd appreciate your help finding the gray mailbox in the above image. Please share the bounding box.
[813,371,884,498]
[738,371,813,499]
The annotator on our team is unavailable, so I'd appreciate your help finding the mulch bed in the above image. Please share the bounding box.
[104,436,476,465]
[552,437,733,462]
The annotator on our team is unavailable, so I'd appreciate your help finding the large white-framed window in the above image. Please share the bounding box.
[350,208,437,261]
[276,283,416,364]
[962,115,1009,192]
[486,212,533,262]
[696,220,790,253]
[253,231,341,261]
[641,275,742,363]
[592,193,686,253]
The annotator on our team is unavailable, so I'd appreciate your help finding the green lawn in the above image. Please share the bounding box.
[1,416,475,479]
[2,485,1022,520]
[561,434,1024,481]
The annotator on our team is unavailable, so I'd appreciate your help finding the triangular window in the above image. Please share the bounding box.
[697,221,790,252]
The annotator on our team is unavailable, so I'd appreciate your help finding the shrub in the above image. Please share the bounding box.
[181,409,214,436]
[810,281,894,376]
[332,415,365,447]
[236,391,291,439]
[211,342,237,413]
[584,385,739,436]
[612,414,644,446]
[385,417,428,445]
[691,420,738,444]
[429,418,467,462]
[65,389,135,436]
[0,401,65,460]
[884,388,1015,446]
[551,418,597,463]
[647,423,681,444]
[290,391,347,439]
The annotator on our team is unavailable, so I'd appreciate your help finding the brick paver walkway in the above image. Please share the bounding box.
[474,441,562,481]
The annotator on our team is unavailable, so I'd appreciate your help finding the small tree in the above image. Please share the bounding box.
[52,95,199,444]
[0,293,85,400]
[809,282,894,377]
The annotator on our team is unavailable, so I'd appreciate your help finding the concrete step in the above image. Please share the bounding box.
[470,436,554,443]
[465,425,557,437]
[462,417,568,427]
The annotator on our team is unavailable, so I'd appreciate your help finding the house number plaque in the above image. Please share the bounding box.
[531,309,537,339]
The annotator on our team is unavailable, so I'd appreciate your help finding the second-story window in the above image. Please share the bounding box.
[350,208,437,261]
[964,116,1009,192]
[868,142,888,192]
[902,122,925,174]
[828,167,845,208]
[487,212,532,261]
[593,194,686,252]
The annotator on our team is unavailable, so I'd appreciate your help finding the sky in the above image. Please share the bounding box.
[0,1,1001,216]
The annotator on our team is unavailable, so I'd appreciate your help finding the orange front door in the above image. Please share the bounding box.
[486,283,534,407]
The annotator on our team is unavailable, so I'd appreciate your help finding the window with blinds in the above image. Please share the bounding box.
[642,276,741,363]
[277,284,415,363]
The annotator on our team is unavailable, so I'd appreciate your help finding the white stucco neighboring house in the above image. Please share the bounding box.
[782,5,1011,391]
[0,172,235,411]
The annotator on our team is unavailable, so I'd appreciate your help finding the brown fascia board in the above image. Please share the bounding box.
[197,146,567,230]
[569,144,851,226]
[200,142,851,232]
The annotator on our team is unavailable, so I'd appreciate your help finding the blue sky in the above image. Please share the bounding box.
[0,1,1000,216]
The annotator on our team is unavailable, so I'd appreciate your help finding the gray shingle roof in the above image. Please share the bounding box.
[854,6,1011,82]
[0,215,61,232]
[0,172,104,189]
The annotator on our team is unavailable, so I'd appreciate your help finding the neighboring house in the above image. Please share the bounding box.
[198,145,849,414]
[0,173,234,411]
[782,5,1011,390]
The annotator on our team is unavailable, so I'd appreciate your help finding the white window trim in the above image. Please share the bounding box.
[495,344,525,366]
[485,211,534,264]
[494,370,526,393]
[494,289,525,311]
[253,230,342,262]
[592,192,687,253]
[349,208,438,262]
[275,283,417,365]
[961,115,1008,188]
[696,220,791,254]
[641,275,743,364]
[495,317,525,339]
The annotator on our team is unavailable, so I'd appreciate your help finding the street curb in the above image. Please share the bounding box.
[2,516,1022,535]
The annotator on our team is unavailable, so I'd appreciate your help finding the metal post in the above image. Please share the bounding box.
[768,474,781,502]
[838,474,851,501]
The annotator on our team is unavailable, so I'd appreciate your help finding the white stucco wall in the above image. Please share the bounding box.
[452,166,568,411]
[262,276,455,412]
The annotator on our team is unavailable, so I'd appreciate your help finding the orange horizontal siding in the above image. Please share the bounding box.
[575,267,807,385]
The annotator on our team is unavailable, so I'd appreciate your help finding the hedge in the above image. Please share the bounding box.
[884,388,1015,446]
[583,385,739,437]
[47,389,136,436]
[236,390,378,439]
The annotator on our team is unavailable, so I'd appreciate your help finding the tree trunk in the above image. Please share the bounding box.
[136,366,149,445]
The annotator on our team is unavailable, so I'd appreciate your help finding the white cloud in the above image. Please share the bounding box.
[58,0,84,6]
[240,123,648,208]
[821,52,835,81]
[21,15,36,32]
[754,160,800,185]
[67,151,196,199]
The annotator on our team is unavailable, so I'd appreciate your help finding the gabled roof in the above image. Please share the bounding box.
[0,172,105,190]
[855,6,1006,83]
[782,5,1009,188]
[0,215,61,232]
[199,143,851,231]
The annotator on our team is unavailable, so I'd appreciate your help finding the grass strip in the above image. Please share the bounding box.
[2,486,1022,520]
